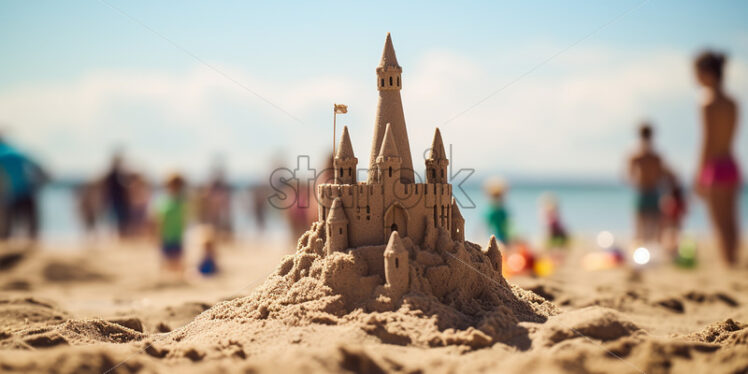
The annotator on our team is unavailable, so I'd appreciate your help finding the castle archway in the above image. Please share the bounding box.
[384,203,408,240]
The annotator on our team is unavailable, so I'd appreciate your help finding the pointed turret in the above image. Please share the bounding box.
[336,126,355,159]
[326,198,348,223]
[450,197,465,242]
[483,235,502,273]
[325,198,349,254]
[384,230,407,256]
[378,123,400,158]
[375,123,402,184]
[384,231,409,299]
[428,128,446,160]
[426,127,449,184]
[369,33,414,184]
[334,126,357,184]
[378,32,401,70]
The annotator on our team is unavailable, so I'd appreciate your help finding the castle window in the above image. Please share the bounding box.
[395,258,399,268]
[397,76,400,86]
[389,167,392,177]
[381,78,384,87]
[348,167,352,176]
[339,168,343,177]
[431,169,435,179]
[391,223,398,232]
[389,76,393,86]
[339,228,343,235]
[366,206,370,214]
[441,169,444,179]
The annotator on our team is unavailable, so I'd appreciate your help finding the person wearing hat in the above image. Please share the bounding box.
[484,177,511,244]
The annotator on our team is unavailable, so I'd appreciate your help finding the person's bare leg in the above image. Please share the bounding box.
[708,186,738,265]
[641,214,660,243]
[634,213,643,243]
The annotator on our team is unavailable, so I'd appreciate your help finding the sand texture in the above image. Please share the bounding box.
[0,235,747,373]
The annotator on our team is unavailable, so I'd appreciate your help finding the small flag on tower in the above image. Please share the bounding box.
[334,104,348,114]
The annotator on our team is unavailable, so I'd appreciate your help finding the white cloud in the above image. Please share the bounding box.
[0,44,746,183]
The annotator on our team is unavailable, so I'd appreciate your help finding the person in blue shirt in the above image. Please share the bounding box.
[0,136,48,242]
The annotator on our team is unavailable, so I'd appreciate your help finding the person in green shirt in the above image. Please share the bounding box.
[484,177,510,244]
[157,173,188,274]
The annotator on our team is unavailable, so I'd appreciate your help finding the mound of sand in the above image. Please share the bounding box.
[158,222,557,359]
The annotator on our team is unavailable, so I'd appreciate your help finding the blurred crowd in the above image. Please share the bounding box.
[482,50,742,276]
[0,50,742,280]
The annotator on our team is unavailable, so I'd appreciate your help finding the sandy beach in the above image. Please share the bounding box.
[0,233,746,374]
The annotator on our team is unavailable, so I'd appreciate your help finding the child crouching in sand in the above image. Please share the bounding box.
[155,173,188,277]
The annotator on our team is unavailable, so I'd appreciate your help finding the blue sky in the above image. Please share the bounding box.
[1,0,747,182]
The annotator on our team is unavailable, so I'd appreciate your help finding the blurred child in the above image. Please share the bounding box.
[660,170,687,256]
[156,173,188,276]
[484,177,510,244]
[627,123,666,244]
[540,192,569,249]
[198,226,219,276]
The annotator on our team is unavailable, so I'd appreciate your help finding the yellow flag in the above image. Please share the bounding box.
[334,104,348,114]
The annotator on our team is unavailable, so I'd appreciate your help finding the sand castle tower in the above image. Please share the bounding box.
[384,231,409,299]
[334,126,357,185]
[304,33,518,309]
[326,198,349,254]
[316,33,468,292]
[368,33,414,184]
[375,123,402,185]
[426,128,448,184]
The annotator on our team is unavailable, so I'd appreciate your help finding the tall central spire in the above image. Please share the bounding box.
[367,33,414,184]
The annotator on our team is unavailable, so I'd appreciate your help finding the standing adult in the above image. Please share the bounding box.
[694,51,741,265]
[0,135,48,242]
[103,153,131,238]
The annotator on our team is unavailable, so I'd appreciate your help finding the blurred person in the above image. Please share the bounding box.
[484,177,511,244]
[204,166,233,242]
[248,183,269,233]
[693,51,741,265]
[0,135,48,242]
[540,192,569,249]
[660,169,687,256]
[76,180,102,239]
[154,173,188,276]
[310,153,334,224]
[197,225,218,276]
[284,153,332,244]
[286,181,313,244]
[627,123,666,244]
[127,172,151,238]
[103,153,131,238]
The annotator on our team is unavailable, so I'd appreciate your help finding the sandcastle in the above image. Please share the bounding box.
[312,33,502,306]
[161,33,554,351]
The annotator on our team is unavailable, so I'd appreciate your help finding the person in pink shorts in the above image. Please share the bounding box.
[694,50,741,265]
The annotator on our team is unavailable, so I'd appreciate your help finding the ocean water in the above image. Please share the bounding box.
[38,184,748,247]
